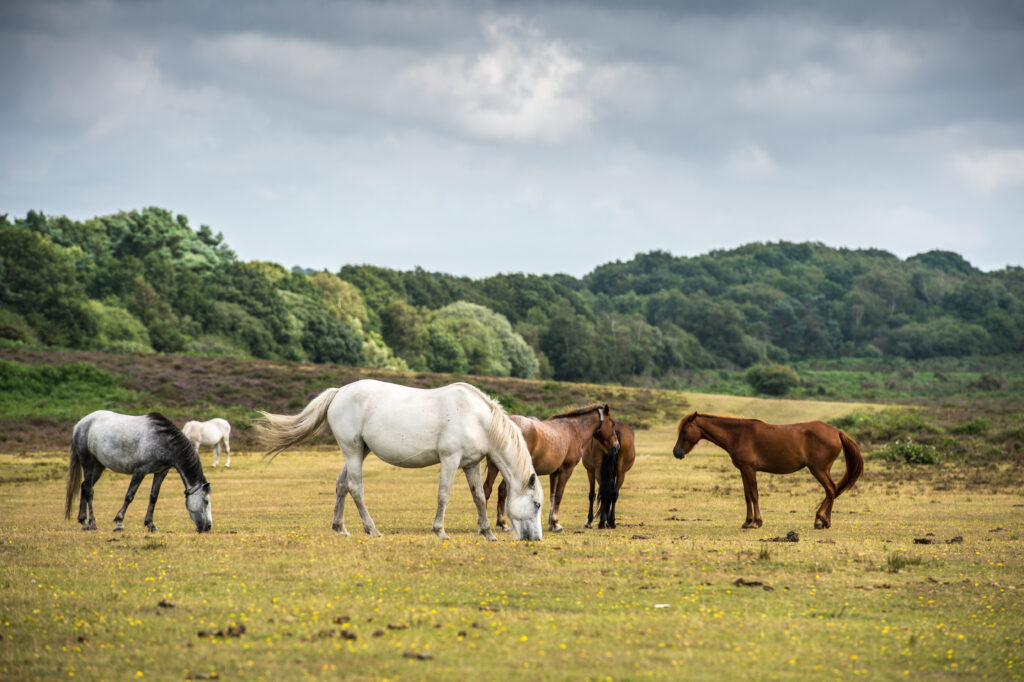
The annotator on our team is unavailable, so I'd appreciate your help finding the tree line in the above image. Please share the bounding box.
[2,208,1021,385]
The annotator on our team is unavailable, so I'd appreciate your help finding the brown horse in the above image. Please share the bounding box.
[484,405,619,532]
[672,412,863,529]
[583,420,636,529]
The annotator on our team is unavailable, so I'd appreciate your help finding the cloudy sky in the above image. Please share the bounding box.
[2,1,1023,276]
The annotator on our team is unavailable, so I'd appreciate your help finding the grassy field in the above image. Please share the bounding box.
[2,396,1022,681]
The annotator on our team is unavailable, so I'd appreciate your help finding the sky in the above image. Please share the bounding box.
[2,0,1023,277]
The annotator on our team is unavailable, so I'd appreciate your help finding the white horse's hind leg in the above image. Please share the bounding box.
[331,467,350,535]
[344,453,381,538]
[464,461,497,541]
[223,435,230,468]
[212,442,220,468]
[432,455,460,540]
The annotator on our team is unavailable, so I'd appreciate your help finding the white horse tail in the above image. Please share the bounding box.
[258,387,340,459]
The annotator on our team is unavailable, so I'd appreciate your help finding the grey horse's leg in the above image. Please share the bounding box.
[463,461,497,541]
[431,455,461,540]
[331,466,350,535]
[212,442,220,468]
[223,436,230,468]
[113,471,147,531]
[79,464,104,531]
[344,453,381,537]
[143,469,169,532]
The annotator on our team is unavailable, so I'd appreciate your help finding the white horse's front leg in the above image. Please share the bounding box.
[432,456,460,540]
[463,461,497,541]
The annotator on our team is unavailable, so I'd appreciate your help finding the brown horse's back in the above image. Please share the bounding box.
[509,415,581,475]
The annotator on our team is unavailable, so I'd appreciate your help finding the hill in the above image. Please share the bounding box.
[2,208,1023,390]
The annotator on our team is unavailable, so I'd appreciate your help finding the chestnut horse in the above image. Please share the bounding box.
[672,412,863,529]
[484,405,619,532]
[583,420,636,529]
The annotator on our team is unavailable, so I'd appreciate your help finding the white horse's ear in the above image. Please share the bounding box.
[528,473,537,489]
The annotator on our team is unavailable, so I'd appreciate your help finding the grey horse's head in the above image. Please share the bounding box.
[505,473,543,541]
[185,481,212,532]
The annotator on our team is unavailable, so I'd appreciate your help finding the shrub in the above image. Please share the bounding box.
[744,363,800,396]
[880,439,941,465]
[951,418,990,436]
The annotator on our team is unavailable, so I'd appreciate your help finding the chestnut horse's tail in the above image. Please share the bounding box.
[835,431,864,497]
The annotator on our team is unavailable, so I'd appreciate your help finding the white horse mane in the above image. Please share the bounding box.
[447,383,533,484]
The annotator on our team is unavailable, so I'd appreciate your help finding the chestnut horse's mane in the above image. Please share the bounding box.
[547,404,606,421]
[677,411,767,434]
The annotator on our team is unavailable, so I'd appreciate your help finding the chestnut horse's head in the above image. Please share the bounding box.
[595,404,620,457]
[673,412,701,459]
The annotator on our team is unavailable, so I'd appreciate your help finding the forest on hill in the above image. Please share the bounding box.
[2,207,1022,387]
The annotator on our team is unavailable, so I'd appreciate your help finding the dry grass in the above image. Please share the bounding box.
[2,412,1023,680]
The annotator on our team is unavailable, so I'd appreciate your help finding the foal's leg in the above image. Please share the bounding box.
[343,454,381,537]
[331,467,350,535]
[431,455,461,540]
[738,465,763,529]
[585,466,597,529]
[143,469,169,532]
[113,471,148,532]
[808,465,838,529]
[463,461,498,541]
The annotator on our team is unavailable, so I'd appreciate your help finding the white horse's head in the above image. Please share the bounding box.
[505,473,543,541]
[185,481,212,533]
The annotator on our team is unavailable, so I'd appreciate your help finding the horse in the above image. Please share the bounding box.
[183,418,232,468]
[257,379,544,541]
[483,405,619,533]
[65,411,212,533]
[583,420,636,529]
[672,412,864,529]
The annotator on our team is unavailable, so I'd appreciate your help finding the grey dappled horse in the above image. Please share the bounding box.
[65,411,212,533]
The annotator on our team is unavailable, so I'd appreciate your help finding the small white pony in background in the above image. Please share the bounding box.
[183,418,232,468]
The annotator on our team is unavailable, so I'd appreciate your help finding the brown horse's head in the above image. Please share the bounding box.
[673,412,701,459]
[594,404,620,457]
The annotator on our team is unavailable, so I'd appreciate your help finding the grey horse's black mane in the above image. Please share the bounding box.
[146,412,205,484]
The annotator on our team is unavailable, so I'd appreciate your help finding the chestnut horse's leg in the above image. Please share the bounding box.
[738,465,763,529]
[483,464,510,531]
[808,464,838,529]
[548,473,563,532]
[496,479,510,531]
[585,465,597,529]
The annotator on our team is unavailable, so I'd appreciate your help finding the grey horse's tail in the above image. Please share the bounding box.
[257,387,340,459]
[65,434,83,520]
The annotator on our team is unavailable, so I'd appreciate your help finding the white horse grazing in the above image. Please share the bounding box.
[258,380,543,541]
[182,418,232,468]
